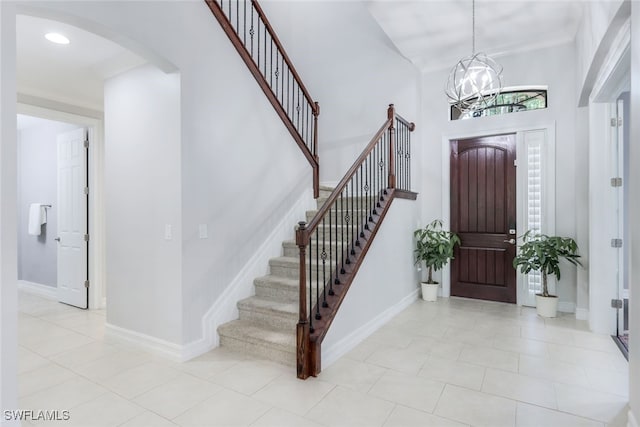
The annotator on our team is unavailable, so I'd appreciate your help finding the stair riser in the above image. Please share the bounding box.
[254,280,322,304]
[219,335,295,366]
[270,261,344,281]
[316,197,383,210]
[254,283,299,302]
[270,263,339,281]
[283,242,344,258]
[305,210,371,224]
[238,307,297,330]
[306,227,368,243]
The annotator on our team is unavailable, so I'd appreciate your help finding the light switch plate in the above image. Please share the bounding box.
[198,224,208,239]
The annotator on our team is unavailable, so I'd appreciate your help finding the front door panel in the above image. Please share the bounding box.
[450,134,517,303]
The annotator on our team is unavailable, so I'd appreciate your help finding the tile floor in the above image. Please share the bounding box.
[16,292,629,427]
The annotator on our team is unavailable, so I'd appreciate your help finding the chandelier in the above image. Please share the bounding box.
[445,0,503,112]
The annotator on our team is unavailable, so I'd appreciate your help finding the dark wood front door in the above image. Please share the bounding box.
[450,134,517,303]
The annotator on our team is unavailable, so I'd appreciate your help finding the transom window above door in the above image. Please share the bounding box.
[450,86,548,120]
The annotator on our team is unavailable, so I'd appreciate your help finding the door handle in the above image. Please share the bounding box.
[55,237,61,242]
[503,239,515,245]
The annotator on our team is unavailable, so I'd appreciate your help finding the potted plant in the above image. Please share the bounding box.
[513,230,582,317]
[414,220,460,301]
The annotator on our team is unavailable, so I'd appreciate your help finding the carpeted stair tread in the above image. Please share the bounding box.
[269,256,303,267]
[237,296,297,316]
[216,186,341,366]
[254,274,320,302]
[218,319,295,350]
[254,274,300,290]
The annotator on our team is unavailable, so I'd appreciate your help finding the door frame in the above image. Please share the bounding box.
[441,122,556,306]
[17,100,106,310]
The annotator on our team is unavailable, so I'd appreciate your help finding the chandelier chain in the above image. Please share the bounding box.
[472,0,475,54]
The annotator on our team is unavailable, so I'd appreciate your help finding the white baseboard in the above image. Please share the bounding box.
[629,409,638,427]
[105,322,184,362]
[322,289,420,369]
[558,301,576,313]
[575,307,589,321]
[181,186,316,361]
[18,280,57,300]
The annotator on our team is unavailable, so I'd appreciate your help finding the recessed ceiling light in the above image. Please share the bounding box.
[44,33,70,45]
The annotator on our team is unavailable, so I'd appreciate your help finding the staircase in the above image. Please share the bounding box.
[217,186,335,365]
[206,0,417,377]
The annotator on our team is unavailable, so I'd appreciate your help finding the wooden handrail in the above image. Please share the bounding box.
[395,113,416,131]
[302,117,392,239]
[204,0,320,197]
[296,104,416,379]
[251,0,318,115]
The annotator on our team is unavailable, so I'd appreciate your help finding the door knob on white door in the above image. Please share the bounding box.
[504,239,516,244]
[55,237,61,242]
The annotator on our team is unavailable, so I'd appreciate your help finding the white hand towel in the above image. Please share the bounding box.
[28,203,47,236]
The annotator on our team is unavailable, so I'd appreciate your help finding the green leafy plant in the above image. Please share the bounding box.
[512,230,582,297]
[414,220,460,284]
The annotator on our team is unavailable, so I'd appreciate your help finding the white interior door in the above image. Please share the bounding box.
[57,128,88,308]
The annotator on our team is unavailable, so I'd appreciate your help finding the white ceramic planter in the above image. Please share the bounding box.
[535,294,558,317]
[421,282,439,302]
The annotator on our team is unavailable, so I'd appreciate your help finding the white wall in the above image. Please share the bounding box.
[575,106,590,318]
[575,0,627,105]
[420,42,582,309]
[580,4,631,336]
[587,101,620,334]
[323,197,420,366]
[13,1,314,346]
[17,119,78,287]
[104,65,182,344]
[0,2,19,423]
[261,0,421,184]
[628,3,640,425]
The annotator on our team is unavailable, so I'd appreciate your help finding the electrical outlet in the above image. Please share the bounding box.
[164,224,172,240]
[198,224,208,239]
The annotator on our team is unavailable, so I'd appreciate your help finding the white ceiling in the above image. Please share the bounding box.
[16,2,582,111]
[367,0,584,72]
[17,14,147,111]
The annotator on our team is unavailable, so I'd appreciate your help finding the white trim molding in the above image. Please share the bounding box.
[17,280,57,300]
[105,323,183,362]
[629,409,639,427]
[557,301,576,314]
[575,307,589,321]
[181,186,316,361]
[322,289,420,369]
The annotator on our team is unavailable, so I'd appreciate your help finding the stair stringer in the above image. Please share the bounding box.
[181,185,315,361]
[320,196,421,368]
[302,189,418,375]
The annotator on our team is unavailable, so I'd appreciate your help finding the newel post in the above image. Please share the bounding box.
[387,104,396,189]
[296,222,310,379]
